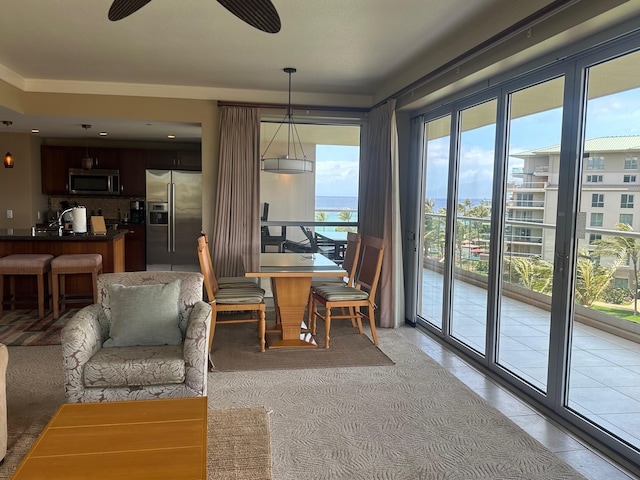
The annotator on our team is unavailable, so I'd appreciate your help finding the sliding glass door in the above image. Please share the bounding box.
[413,29,640,465]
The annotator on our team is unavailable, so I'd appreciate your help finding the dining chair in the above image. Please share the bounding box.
[197,235,267,366]
[198,234,261,290]
[310,235,384,349]
[306,232,361,323]
[260,202,287,253]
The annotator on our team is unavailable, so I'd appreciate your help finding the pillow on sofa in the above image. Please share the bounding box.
[103,280,183,347]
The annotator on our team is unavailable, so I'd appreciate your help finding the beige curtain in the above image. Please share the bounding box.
[211,107,261,277]
[359,99,405,328]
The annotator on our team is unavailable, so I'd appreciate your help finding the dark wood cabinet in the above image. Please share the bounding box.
[119,149,147,196]
[41,146,200,195]
[41,146,70,195]
[122,225,146,271]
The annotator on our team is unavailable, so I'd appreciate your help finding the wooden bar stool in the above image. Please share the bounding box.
[51,254,103,320]
[0,254,54,320]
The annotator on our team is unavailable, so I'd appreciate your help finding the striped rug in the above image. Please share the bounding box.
[0,309,77,346]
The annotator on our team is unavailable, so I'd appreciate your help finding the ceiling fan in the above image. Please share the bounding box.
[108,0,281,34]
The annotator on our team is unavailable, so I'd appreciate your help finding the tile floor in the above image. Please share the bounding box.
[397,325,640,479]
[416,268,640,478]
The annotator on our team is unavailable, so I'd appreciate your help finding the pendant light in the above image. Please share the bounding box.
[2,121,14,168]
[261,67,313,174]
[81,124,94,170]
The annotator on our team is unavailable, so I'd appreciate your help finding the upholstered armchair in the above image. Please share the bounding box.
[61,271,211,403]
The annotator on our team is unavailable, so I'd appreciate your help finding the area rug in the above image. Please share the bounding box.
[0,309,77,346]
[210,317,394,371]
[2,332,587,479]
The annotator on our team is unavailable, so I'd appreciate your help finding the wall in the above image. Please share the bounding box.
[0,131,47,229]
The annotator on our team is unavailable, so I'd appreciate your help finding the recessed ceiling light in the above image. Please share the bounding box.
[167,135,176,139]
[31,128,39,134]
[99,132,108,136]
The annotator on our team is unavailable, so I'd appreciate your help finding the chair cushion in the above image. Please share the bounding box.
[52,253,102,268]
[84,345,185,387]
[314,285,370,302]
[218,276,259,286]
[103,280,182,347]
[214,287,265,304]
[0,254,53,269]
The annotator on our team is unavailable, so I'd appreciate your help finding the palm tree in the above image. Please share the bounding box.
[594,223,640,315]
[505,256,553,294]
[338,210,353,222]
[315,211,328,222]
[575,249,620,307]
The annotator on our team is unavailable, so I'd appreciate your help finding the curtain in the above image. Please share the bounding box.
[211,107,261,277]
[359,99,405,328]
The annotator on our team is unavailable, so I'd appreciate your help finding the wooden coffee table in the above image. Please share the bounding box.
[11,397,208,480]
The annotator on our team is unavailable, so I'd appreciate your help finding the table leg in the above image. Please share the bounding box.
[268,276,317,348]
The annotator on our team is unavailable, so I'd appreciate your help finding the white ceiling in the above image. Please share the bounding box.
[0,0,631,142]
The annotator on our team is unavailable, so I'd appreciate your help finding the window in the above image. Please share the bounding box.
[515,193,533,207]
[586,156,604,170]
[586,175,603,183]
[623,174,636,183]
[591,194,604,207]
[590,213,603,227]
[620,213,633,226]
[624,155,638,169]
[588,234,602,244]
[614,277,629,289]
[621,194,634,208]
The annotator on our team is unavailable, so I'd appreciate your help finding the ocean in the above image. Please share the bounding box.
[315,196,358,229]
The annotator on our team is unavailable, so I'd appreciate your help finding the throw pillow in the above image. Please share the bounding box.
[103,279,183,347]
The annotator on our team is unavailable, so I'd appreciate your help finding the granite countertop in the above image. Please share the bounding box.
[0,229,126,241]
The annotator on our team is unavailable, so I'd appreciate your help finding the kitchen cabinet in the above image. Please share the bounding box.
[119,149,147,196]
[146,150,201,170]
[122,224,146,271]
[41,146,70,195]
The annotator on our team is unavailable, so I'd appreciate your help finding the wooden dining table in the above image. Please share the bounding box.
[245,253,346,348]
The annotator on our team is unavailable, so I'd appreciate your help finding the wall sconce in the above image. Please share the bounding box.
[2,121,14,168]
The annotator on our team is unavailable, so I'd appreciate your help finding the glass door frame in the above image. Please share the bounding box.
[409,29,640,467]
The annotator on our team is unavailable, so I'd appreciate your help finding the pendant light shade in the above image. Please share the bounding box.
[261,68,313,174]
[2,121,14,168]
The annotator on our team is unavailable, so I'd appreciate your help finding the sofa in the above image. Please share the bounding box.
[61,271,211,403]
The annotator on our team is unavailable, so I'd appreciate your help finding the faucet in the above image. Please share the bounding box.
[50,208,74,235]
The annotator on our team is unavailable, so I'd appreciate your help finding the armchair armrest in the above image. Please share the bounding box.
[182,301,212,396]
[61,304,108,401]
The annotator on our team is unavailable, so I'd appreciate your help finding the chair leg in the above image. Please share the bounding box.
[258,309,266,353]
[368,304,378,345]
[324,307,331,349]
[52,271,60,320]
[9,276,15,312]
[36,273,45,320]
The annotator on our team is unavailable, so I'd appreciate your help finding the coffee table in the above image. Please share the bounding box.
[11,397,208,479]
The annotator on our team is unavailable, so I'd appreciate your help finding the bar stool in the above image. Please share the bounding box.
[51,254,103,320]
[0,254,54,320]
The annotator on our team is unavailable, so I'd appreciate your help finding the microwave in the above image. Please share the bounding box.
[68,168,120,195]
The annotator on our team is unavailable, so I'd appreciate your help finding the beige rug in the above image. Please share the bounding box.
[0,405,271,480]
[210,315,394,371]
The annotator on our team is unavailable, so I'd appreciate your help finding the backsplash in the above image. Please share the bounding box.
[48,196,145,224]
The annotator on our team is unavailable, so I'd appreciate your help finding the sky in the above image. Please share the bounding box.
[315,144,359,198]
[425,85,640,203]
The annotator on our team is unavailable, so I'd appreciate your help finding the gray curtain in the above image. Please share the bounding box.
[211,107,261,277]
[359,99,405,328]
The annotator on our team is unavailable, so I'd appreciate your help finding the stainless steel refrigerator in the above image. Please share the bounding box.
[146,169,202,271]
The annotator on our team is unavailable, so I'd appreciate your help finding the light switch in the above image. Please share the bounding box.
[6,209,12,219]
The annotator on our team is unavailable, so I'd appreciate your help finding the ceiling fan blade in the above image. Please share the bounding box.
[108,0,153,21]
[217,0,281,34]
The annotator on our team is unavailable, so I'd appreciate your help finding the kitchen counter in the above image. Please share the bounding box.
[0,228,126,310]
[0,229,126,241]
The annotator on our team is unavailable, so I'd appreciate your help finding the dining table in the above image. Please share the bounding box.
[245,253,346,348]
